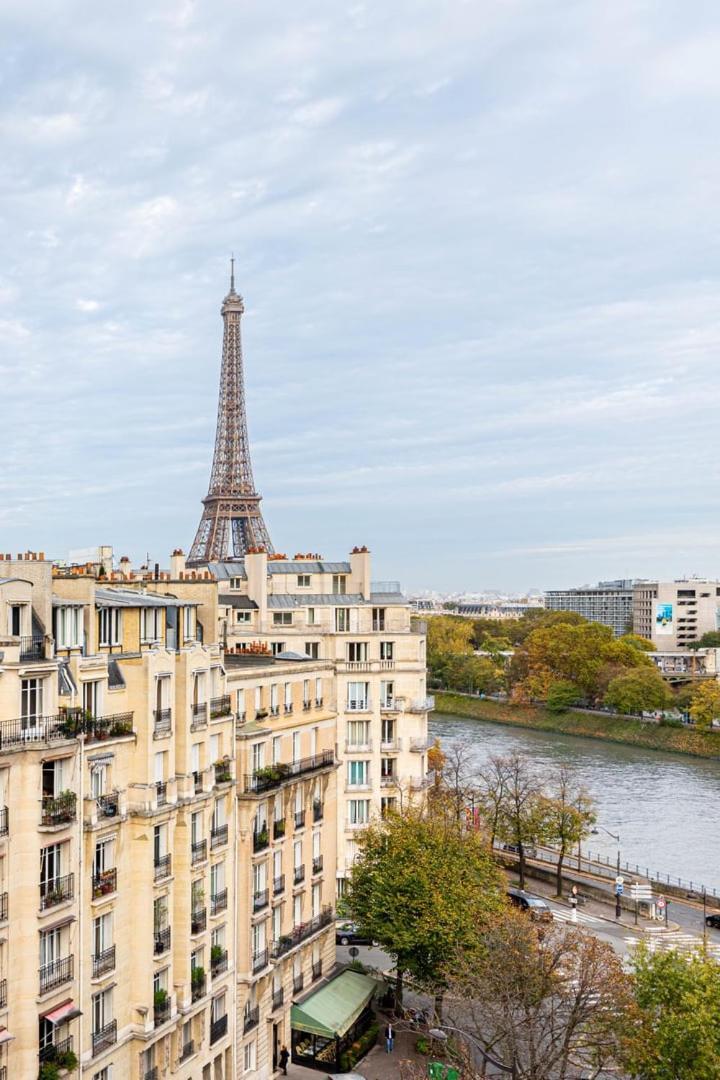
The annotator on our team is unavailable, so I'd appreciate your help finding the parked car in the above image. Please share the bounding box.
[503,842,538,858]
[335,921,377,946]
[705,913,720,929]
[507,887,553,923]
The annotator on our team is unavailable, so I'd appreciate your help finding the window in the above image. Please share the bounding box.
[293,894,302,927]
[381,757,395,779]
[251,742,264,772]
[40,925,62,968]
[272,901,282,941]
[211,993,226,1023]
[183,606,196,642]
[347,720,370,747]
[304,642,319,659]
[83,679,103,718]
[90,762,107,799]
[312,883,321,916]
[347,760,369,787]
[284,683,293,712]
[21,677,44,721]
[271,641,285,656]
[307,608,316,625]
[335,608,350,632]
[154,751,166,784]
[92,988,112,1033]
[273,612,293,626]
[381,717,395,745]
[303,680,310,707]
[292,732,300,762]
[230,577,242,590]
[347,682,369,711]
[93,911,112,956]
[270,685,279,715]
[244,1041,257,1072]
[98,608,121,647]
[372,607,386,631]
[141,607,161,643]
[93,1068,112,1080]
[55,606,82,649]
[348,799,370,825]
[332,575,347,594]
[380,681,394,708]
[41,843,63,887]
[42,758,66,797]
[153,823,167,864]
[236,610,252,623]
[254,687,262,711]
[293,839,302,868]
[9,603,23,636]
[315,677,323,704]
[93,837,113,878]
[297,575,311,588]
[380,640,394,661]
[272,737,281,765]
[191,810,202,847]
[211,861,225,897]
[381,796,397,817]
[347,642,368,662]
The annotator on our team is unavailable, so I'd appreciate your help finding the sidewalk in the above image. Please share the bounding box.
[284,1027,429,1079]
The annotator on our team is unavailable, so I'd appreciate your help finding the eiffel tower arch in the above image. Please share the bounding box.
[187,264,274,567]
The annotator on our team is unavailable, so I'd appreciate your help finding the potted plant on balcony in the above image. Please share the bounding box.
[153,988,169,1019]
[191,965,205,997]
[214,756,232,783]
[210,944,224,969]
[38,1063,61,1080]
[56,1048,78,1072]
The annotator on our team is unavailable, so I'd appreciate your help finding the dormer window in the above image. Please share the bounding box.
[297,575,311,588]
[55,606,82,650]
[98,609,122,647]
[230,577,242,591]
[141,608,161,644]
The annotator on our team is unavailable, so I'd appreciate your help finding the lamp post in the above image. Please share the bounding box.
[591,825,621,873]
[591,825,622,917]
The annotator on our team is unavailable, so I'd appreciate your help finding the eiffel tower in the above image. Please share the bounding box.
[187,263,274,566]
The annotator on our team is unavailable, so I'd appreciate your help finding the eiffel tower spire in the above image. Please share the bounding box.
[187,266,274,566]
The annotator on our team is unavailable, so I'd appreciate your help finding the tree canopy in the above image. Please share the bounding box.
[604,666,672,715]
[689,681,720,729]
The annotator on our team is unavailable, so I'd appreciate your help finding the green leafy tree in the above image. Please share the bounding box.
[347,809,504,1014]
[541,765,596,896]
[618,632,655,652]
[689,681,720,729]
[604,666,671,715]
[624,946,720,1079]
[545,680,581,714]
[688,630,720,650]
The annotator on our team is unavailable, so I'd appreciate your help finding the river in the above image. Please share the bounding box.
[431,712,720,892]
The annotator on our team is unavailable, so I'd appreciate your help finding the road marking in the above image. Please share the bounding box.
[552,909,603,926]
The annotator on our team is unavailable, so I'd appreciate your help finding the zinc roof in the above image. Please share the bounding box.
[95,588,196,609]
[267,594,364,609]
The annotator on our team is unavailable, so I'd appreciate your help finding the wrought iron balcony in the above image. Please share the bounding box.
[191,839,207,865]
[154,926,171,955]
[190,702,208,730]
[97,791,120,817]
[39,954,73,993]
[312,855,323,875]
[92,867,117,899]
[84,712,134,741]
[293,973,304,993]
[210,1014,228,1044]
[193,770,203,795]
[273,874,285,895]
[294,810,306,829]
[20,634,45,660]
[92,945,116,978]
[313,800,323,823]
[39,1035,73,1064]
[273,818,286,840]
[179,1039,195,1063]
[0,892,7,922]
[0,978,6,1008]
[253,889,269,913]
[271,906,334,959]
[211,948,228,977]
[191,908,206,934]
[252,948,269,973]
[144,1068,159,1080]
[41,791,76,826]
[153,708,172,737]
[153,996,171,1027]
[293,865,305,885]
[243,1004,259,1033]
[91,1019,117,1056]
[0,713,69,750]
[244,750,335,795]
[0,806,9,836]
[214,760,232,785]
[210,695,232,719]
[191,970,206,1002]
[211,823,228,849]
[211,889,228,915]
[312,959,323,981]
[154,853,172,881]
[155,780,167,806]
[40,872,74,909]
[272,987,284,1010]
[253,829,269,853]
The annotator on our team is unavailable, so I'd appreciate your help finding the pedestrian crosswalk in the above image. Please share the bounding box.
[623,929,720,961]
[552,908,603,927]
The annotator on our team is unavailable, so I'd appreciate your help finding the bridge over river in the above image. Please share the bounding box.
[431,712,720,894]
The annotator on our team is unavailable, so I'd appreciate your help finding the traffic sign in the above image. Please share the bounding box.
[348,946,359,958]
[657,896,666,911]
[630,883,653,901]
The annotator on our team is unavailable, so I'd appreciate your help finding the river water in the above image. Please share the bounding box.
[431,713,720,892]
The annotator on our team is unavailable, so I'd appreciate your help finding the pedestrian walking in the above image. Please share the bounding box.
[279,1045,289,1075]
[385,1022,394,1053]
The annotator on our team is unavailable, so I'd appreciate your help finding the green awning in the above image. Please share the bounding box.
[291,970,377,1039]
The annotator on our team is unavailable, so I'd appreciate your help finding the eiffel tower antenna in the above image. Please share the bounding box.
[187,265,274,566]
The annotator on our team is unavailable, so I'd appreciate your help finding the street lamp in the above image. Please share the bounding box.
[592,825,622,918]
[591,825,621,873]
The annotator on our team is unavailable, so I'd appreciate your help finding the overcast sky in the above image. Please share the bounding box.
[3,2,720,592]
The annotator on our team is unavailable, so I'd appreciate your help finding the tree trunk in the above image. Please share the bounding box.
[394,968,404,1014]
[556,846,565,897]
[433,988,444,1024]
[518,841,525,890]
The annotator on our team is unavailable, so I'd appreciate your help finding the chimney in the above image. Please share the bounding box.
[170,549,186,578]
[119,555,132,580]
[349,546,371,600]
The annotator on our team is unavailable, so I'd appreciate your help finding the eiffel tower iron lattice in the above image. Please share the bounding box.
[187,264,274,566]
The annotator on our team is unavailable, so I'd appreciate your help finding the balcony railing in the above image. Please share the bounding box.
[253,829,269,853]
[253,889,269,912]
[294,810,306,829]
[179,1039,195,1063]
[20,634,45,660]
[312,959,323,981]
[39,954,73,993]
[0,806,9,836]
[154,926,171,955]
[190,702,208,730]
[243,1005,260,1033]
[0,893,7,922]
[380,774,397,787]
[211,949,228,977]
[272,987,284,1010]
[191,839,207,865]
[41,791,76,826]
[144,1068,159,1080]
[154,997,171,1027]
[211,823,228,849]
[210,1014,228,1044]
[312,855,323,875]
[153,708,172,737]
[191,908,206,934]
[155,781,167,806]
[39,1035,73,1064]
[91,1019,117,1056]
[273,818,286,840]
[293,865,305,885]
[252,948,269,973]
[84,712,134,741]
[244,750,335,795]
[40,872,74,910]
[294,973,304,993]
[97,791,120,818]
[273,874,285,895]
[92,944,116,978]
[210,695,232,720]
[191,971,206,1002]
[0,714,70,750]
[211,889,228,915]
[271,906,333,959]
[154,853,172,881]
[313,801,323,823]
[0,978,6,1008]
[92,867,117,899]
[410,736,431,751]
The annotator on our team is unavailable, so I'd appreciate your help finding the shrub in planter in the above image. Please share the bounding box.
[210,944,224,964]
[38,1063,61,1080]
[154,988,168,1008]
[57,1049,78,1071]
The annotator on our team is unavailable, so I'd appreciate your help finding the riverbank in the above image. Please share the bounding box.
[435,692,720,759]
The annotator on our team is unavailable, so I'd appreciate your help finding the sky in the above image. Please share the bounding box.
[3,2,720,593]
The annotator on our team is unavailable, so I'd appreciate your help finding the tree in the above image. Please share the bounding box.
[429,738,477,823]
[475,754,513,850]
[478,753,546,889]
[545,680,581,714]
[618,632,655,652]
[542,765,596,896]
[446,913,633,1080]
[346,809,504,1014]
[624,945,720,1079]
[688,630,720,650]
[604,666,671,715]
[689,681,720,729]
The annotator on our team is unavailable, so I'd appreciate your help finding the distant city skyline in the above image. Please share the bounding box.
[4,3,720,590]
